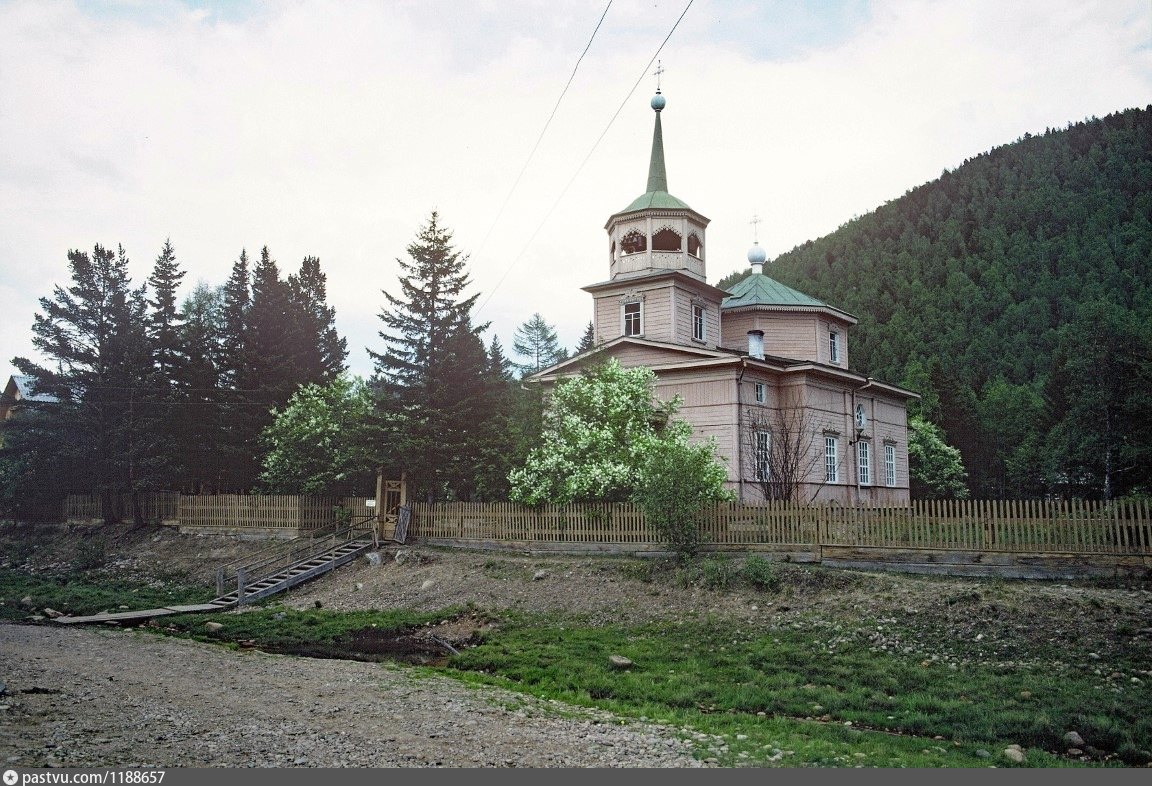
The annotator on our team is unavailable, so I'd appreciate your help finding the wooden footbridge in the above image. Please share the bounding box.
[53,521,386,625]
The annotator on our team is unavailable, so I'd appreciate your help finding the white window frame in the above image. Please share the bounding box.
[824,435,839,483]
[884,443,897,487]
[754,382,766,404]
[755,430,771,482]
[692,303,706,342]
[622,301,643,337]
[829,331,840,364]
[857,440,871,486]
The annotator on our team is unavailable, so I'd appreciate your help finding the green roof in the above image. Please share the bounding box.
[621,190,692,212]
[722,273,832,310]
[619,101,693,214]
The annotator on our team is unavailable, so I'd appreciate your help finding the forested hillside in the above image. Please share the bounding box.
[720,106,1152,500]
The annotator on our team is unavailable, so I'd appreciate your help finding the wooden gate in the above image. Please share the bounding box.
[375,471,407,542]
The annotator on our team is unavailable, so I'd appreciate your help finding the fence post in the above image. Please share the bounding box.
[215,567,224,597]
[237,567,247,606]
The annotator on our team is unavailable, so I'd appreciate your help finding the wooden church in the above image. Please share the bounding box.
[529,88,917,505]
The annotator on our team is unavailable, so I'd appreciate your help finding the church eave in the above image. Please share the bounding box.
[721,302,859,325]
[604,204,710,230]
[582,269,729,300]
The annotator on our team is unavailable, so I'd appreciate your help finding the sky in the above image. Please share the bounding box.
[2,0,1149,381]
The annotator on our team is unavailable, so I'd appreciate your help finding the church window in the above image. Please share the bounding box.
[652,227,682,252]
[829,331,840,364]
[687,232,702,257]
[755,431,771,482]
[857,440,871,486]
[692,303,706,342]
[884,443,897,487]
[623,301,642,336]
[754,383,766,404]
[621,230,647,255]
[825,435,839,483]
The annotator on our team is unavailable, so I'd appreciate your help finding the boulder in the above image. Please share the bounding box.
[608,654,634,670]
[204,621,224,632]
[1003,746,1025,764]
[1064,731,1085,748]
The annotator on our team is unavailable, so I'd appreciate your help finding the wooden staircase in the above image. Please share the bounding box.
[211,537,374,607]
[54,524,377,625]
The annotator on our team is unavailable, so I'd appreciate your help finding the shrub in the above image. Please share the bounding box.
[71,536,106,571]
[740,555,781,592]
[700,556,738,591]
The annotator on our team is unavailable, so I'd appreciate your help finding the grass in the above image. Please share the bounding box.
[0,568,210,621]
[440,613,1150,766]
[3,553,1149,768]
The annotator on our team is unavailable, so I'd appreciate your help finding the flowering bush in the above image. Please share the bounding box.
[509,358,731,558]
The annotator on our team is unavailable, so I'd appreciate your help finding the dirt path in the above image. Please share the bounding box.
[0,623,711,768]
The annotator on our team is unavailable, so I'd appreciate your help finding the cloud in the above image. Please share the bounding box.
[1,0,1149,380]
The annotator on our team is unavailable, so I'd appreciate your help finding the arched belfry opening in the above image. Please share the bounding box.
[620,229,647,255]
[652,226,682,252]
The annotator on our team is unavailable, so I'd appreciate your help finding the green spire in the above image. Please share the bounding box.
[647,106,668,194]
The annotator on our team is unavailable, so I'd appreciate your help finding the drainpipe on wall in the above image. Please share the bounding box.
[736,357,748,504]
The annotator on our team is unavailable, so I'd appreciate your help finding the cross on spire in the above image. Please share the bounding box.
[750,214,762,242]
[653,60,665,93]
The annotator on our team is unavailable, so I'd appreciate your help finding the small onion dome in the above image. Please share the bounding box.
[748,242,767,274]
[651,92,666,112]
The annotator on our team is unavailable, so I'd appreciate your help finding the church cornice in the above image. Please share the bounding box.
[582,269,729,300]
[721,302,859,325]
[604,206,710,230]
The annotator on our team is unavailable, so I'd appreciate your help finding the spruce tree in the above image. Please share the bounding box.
[576,320,596,354]
[146,238,186,389]
[287,254,348,385]
[219,249,250,390]
[176,283,226,492]
[370,211,494,501]
[215,249,255,490]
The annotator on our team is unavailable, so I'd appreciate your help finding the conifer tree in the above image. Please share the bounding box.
[219,249,250,390]
[146,238,186,390]
[512,312,566,378]
[370,211,496,501]
[576,320,596,354]
[287,254,348,385]
[176,283,226,492]
[10,244,155,522]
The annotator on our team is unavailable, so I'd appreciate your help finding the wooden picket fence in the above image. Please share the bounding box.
[62,493,374,533]
[54,493,1152,558]
[410,497,1152,555]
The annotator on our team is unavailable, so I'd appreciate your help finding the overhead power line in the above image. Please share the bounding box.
[476,0,696,318]
[473,1,614,263]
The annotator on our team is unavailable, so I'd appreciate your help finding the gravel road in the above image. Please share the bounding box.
[0,622,712,768]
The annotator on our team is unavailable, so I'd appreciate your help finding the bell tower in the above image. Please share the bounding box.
[603,85,710,283]
[583,69,728,349]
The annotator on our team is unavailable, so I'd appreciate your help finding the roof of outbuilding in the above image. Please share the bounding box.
[9,375,58,402]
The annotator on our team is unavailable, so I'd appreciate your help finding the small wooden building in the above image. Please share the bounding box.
[529,90,918,505]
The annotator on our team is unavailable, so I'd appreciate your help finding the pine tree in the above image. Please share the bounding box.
[512,312,566,377]
[10,244,155,522]
[370,211,495,501]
